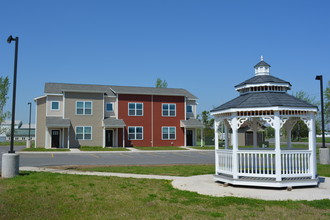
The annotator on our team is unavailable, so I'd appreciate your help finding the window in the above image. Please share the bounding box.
[128,103,143,116]
[128,126,143,140]
[186,105,193,113]
[106,103,113,112]
[51,101,60,110]
[162,127,176,140]
[76,101,92,115]
[76,126,92,140]
[162,104,176,116]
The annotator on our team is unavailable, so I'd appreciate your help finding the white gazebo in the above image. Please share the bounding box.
[211,57,319,188]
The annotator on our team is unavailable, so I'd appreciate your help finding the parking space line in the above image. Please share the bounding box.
[90,154,100,158]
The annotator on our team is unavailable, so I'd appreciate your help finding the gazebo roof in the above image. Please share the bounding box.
[211,92,317,112]
[235,75,291,88]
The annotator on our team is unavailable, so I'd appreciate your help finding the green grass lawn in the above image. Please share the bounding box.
[134,146,187,150]
[299,137,330,143]
[75,164,330,177]
[80,146,130,151]
[1,172,329,219]
[21,148,70,152]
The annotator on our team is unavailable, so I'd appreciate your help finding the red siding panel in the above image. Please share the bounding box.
[118,94,185,147]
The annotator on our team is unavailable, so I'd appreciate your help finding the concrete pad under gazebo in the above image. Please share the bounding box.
[211,57,319,188]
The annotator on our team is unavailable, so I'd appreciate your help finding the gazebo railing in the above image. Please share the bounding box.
[216,149,312,178]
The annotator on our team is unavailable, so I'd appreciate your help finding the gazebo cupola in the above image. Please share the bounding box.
[211,58,319,188]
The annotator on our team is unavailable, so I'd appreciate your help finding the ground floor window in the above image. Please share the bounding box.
[76,126,92,140]
[128,126,143,140]
[162,127,176,140]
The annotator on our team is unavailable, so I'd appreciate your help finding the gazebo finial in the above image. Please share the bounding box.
[261,55,264,61]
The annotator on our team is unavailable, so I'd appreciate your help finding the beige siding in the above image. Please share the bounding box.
[104,97,117,118]
[47,95,64,117]
[64,92,104,148]
[186,100,197,119]
[36,97,46,148]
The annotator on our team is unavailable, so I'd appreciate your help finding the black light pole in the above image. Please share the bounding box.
[28,102,31,140]
[315,75,326,149]
[7,35,19,154]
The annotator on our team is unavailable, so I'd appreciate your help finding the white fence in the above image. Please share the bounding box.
[216,149,312,178]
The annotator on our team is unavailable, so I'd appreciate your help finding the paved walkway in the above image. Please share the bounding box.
[20,166,330,201]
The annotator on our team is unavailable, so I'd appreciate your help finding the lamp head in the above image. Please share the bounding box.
[7,35,14,43]
[315,75,322,80]
[28,102,31,105]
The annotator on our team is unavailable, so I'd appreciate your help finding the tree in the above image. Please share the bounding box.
[197,111,214,145]
[292,91,319,140]
[155,78,168,88]
[325,80,330,130]
[0,76,10,134]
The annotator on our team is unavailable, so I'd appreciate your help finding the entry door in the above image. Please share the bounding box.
[105,130,113,147]
[186,130,193,146]
[51,130,60,148]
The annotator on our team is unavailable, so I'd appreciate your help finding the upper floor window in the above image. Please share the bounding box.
[76,101,92,115]
[76,126,92,140]
[128,126,143,140]
[106,103,113,112]
[51,101,60,110]
[162,104,176,116]
[162,127,176,140]
[128,103,143,116]
[186,105,193,113]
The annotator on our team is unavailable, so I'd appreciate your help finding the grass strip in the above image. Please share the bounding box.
[134,146,187,150]
[21,148,70,152]
[189,146,214,150]
[0,172,329,219]
[0,142,26,146]
[80,146,129,151]
[75,164,214,176]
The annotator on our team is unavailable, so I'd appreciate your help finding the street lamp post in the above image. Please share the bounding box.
[7,35,19,153]
[315,75,326,149]
[316,75,330,164]
[28,102,31,140]
[1,35,20,178]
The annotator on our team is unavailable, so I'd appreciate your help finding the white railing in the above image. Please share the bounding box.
[216,149,233,175]
[238,150,276,177]
[216,149,312,178]
[281,150,312,177]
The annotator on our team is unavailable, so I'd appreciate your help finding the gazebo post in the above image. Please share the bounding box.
[231,115,239,179]
[224,121,229,149]
[274,112,282,181]
[252,117,258,148]
[308,112,317,179]
[214,120,220,174]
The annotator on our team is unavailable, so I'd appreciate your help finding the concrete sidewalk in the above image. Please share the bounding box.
[20,166,330,201]
[18,146,212,154]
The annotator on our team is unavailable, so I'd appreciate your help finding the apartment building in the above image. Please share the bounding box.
[34,83,204,148]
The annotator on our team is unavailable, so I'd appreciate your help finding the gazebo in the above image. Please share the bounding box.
[210,57,319,188]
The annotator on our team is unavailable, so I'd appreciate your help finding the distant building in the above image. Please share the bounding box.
[6,124,36,141]
[0,120,23,142]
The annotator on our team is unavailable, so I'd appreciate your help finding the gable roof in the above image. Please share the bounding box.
[235,75,291,88]
[211,92,317,112]
[44,83,198,99]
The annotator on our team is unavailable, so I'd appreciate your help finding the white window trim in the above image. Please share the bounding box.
[106,102,114,112]
[162,126,176,140]
[51,101,60,111]
[128,103,144,116]
[75,126,92,140]
[76,101,93,115]
[162,103,176,117]
[128,126,143,140]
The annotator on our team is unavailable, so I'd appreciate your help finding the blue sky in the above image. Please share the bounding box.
[0,0,329,124]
